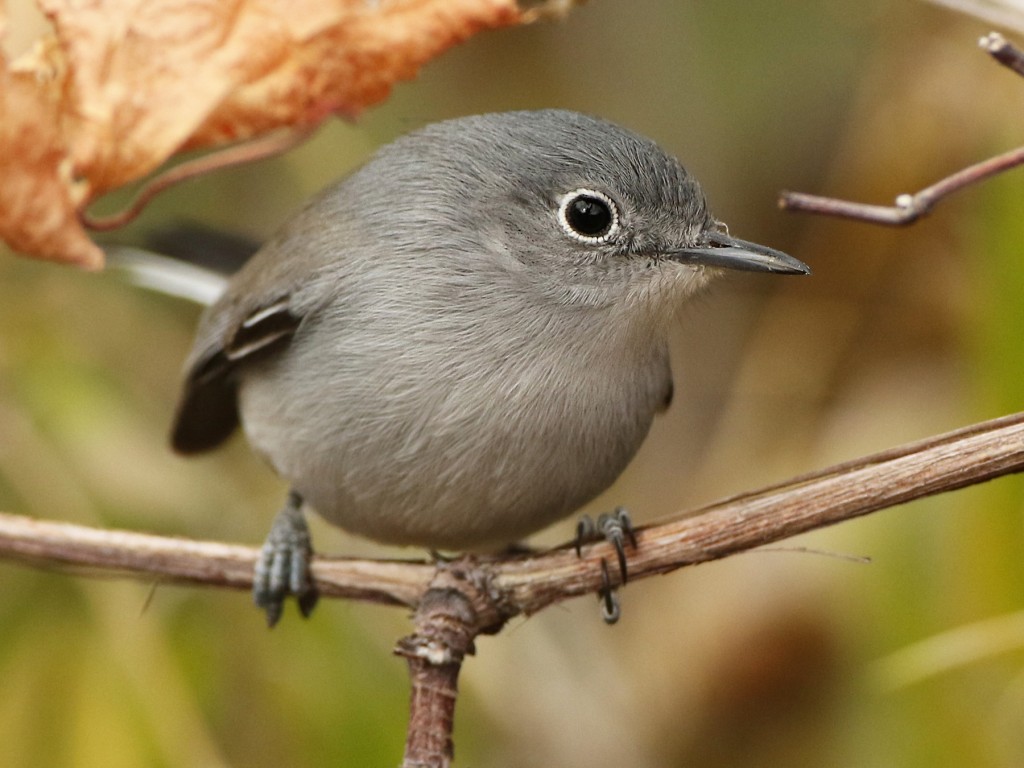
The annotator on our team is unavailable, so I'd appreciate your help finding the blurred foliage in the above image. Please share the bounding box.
[3,0,1024,766]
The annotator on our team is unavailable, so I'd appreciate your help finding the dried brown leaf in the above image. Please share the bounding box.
[0,36,102,267]
[1,0,548,268]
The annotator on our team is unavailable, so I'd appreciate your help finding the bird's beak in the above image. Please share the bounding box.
[668,231,810,275]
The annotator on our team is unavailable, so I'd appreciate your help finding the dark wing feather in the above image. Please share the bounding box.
[171,297,300,454]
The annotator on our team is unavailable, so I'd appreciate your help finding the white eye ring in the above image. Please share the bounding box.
[557,188,620,244]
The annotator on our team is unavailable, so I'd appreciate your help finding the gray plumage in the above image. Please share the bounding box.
[172,109,807,553]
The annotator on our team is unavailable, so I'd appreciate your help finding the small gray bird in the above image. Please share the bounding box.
[170,109,809,624]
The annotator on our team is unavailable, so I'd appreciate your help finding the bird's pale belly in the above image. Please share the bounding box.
[238,344,666,550]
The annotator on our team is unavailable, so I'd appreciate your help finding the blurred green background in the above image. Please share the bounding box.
[3,0,1024,765]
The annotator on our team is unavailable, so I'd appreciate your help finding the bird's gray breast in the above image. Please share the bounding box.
[236,284,671,550]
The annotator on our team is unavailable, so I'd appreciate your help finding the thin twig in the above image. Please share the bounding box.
[779,32,1024,225]
[81,127,317,231]
[0,514,432,607]
[779,145,1024,225]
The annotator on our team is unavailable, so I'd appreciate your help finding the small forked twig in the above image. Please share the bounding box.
[779,32,1024,226]
[779,146,1024,225]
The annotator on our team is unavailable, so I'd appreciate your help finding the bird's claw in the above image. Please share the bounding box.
[253,492,319,627]
[574,507,636,624]
[599,560,621,624]
[575,507,636,582]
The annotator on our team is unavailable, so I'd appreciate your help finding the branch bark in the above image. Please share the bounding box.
[3,411,1024,766]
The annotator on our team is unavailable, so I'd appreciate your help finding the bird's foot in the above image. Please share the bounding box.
[575,507,637,582]
[253,491,319,627]
[574,507,637,625]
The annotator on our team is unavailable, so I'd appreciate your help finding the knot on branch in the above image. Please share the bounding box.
[396,556,508,665]
[396,587,479,666]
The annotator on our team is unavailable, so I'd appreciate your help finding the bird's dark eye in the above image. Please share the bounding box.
[567,197,611,235]
[557,189,619,243]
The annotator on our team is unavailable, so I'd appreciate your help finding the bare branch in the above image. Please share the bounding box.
[3,411,1024,620]
[396,572,496,767]
[0,512,433,608]
[779,32,1024,226]
[779,145,1024,225]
